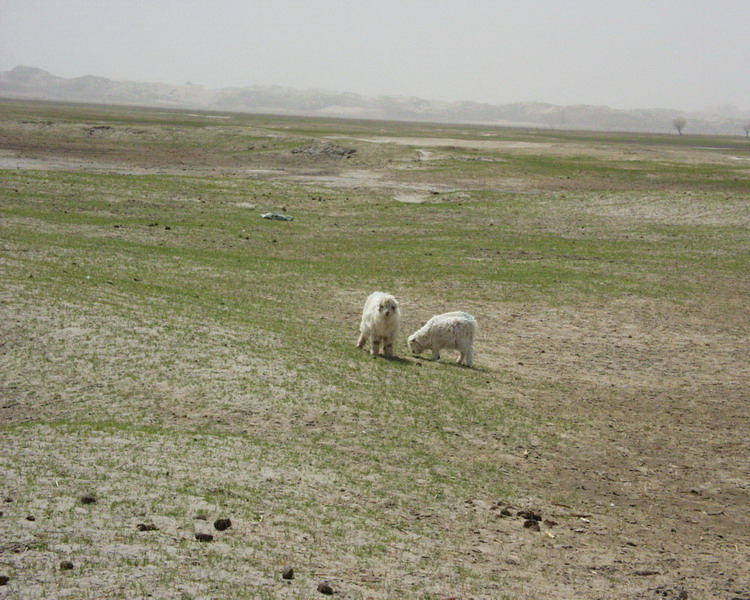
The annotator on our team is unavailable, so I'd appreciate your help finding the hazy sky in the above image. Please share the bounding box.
[2,0,749,111]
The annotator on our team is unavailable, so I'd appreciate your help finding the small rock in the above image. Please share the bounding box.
[523,520,541,532]
[282,567,295,580]
[164,226,171,230]
[214,518,232,531]
[499,508,513,517]
[26,515,36,522]
[0,575,8,586]
[137,523,159,532]
[518,510,542,521]
[81,495,97,505]
[60,561,74,571]
[317,581,334,595]
[543,519,558,527]
[195,533,213,542]
[195,514,207,521]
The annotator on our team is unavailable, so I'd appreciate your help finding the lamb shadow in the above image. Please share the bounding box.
[372,355,414,366]
[409,356,494,373]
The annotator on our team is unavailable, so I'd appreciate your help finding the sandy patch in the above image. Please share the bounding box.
[332,135,553,151]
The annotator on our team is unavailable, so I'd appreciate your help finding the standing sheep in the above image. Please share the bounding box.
[407,311,477,367]
[357,292,401,358]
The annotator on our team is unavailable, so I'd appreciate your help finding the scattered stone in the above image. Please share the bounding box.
[86,125,113,136]
[195,514,207,521]
[26,515,36,522]
[60,561,74,571]
[523,519,541,532]
[214,518,232,531]
[282,567,295,580]
[518,510,542,521]
[634,569,660,576]
[655,585,688,599]
[164,226,171,230]
[499,507,513,518]
[137,523,159,532]
[195,533,214,542]
[81,495,97,505]
[317,581,334,595]
[543,519,558,527]
[292,143,356,159]
[0,575,8,586]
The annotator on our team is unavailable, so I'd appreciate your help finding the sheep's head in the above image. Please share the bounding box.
[378,297,399,317]
[407,334,423,355]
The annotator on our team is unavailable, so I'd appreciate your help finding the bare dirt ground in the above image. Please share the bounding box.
[1,111,749,599]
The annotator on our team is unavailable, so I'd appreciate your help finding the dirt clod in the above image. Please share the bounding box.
[81,495,97,504]
[195,533,213,542]
[282,567,295,580]
[523,520,541,532]
[26,515,35,521]
[213,518,232,531]
[60,561,74,570]
[317,581,334,595]
[499,507,513,517]
[518,510,542,521]
[137,523,159,532]
[0,575,9,586]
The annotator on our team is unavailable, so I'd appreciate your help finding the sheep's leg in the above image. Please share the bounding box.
[430,349,440,361]
[357,332,367,349]
[383,340,394,358]
[371,339,381,356]
[461,345,474,367]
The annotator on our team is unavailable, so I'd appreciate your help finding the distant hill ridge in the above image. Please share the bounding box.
[2,65,749,136]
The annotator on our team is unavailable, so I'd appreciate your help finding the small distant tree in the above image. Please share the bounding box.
[744,123,750,138]
[673,117,687,135]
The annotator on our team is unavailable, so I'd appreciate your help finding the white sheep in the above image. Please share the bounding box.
[408,311,477,367]
[357,292,401,358]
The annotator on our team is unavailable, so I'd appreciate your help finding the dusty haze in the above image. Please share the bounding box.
[1,0,749,113]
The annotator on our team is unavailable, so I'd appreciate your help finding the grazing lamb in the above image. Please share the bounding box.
[408,311,477,367]
[357,292,401,358]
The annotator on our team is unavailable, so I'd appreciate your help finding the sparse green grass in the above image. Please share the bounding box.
[1,101,748,599]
